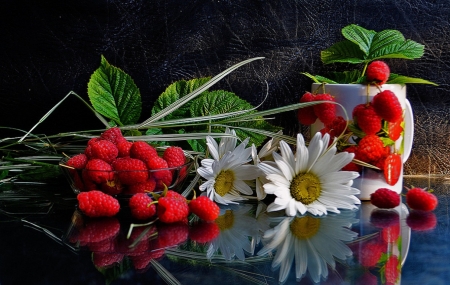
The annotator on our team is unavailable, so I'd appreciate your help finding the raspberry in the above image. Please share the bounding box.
[370,209,400,228]
[77,190,120,217]
[370,188,400,209]
[190,221,220,243]
[126,177,156,194]
[155,222,189,247]
[157,196,189,223]
[147,156,173,190]
[90,139,119,163]
[356,134,385,163]
[324,116,347,137]
[92,252,124,268]
[382,223,401,243]
[130,141,158,162]
[406,187,438,211]
[313,93,336,126]
[366,60,390,85]
[372,147,391,171]
[84,159,114,184]
[383,153,402,186]
[66,154,88,169]
[341,145,362,172]
[297,92,318,125]
[76,217,121,245]
[406,210,437,231]
[116,140,133,157]
[388,118,403,141]
[163,146,186,168]
[112,157,149,185]
[372,90,403,122]
[385,255,400,284]
[129,193,156,220]
[100,127,126,145]
[358,240,384,267]
[352,103,382,135]
[165,190,186,201]
[189,196,220,221]
[100,179,123,195]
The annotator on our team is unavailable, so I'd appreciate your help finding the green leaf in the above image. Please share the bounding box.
[151,77,211,120]
[387,74,438,85]
[18,164,62,181]
[87,55,142,126]
[326,70,362,84]
[342,24,377,55]
[321,40,367,64]
[187,138,207,153]
[301,72,338,84]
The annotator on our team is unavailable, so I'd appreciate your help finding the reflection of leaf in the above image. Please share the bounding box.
[88,55,142,126]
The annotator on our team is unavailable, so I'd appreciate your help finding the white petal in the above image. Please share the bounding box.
[233,180,254,195]
[273,152,294,181]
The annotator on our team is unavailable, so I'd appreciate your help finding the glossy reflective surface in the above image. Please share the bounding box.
[0,177,448,285]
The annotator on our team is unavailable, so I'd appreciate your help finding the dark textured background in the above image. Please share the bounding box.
[1,0,449,175]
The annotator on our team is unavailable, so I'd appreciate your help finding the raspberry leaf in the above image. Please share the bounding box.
[387,73,438,86]
[88,55,142,126]
[341,24,376,55]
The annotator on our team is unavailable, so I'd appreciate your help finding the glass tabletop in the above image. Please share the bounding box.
[0,176,448,285]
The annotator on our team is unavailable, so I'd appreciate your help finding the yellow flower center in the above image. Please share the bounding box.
[215,210,234,231]
[214,170,235,196]
[290,216,321,239]
[290,172,321,205]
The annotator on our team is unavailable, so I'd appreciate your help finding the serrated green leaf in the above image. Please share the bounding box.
[369,29,405,54]
[369,40,424,61]
[387,73,438,85]
[321,40,367,64]
[302,72,338,84]
[151,77,211,120]
[187,138,207,153]
[342,24,377,55]
[87,55,142,126]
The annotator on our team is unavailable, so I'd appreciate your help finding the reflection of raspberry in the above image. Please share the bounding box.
[297,92,317,125]
[76,217,121,245]
[370,209,400,228]
[156,222,189,248]
[359,240,384,267]
[356,134,385,163]
[93,252,124,268]
[382,223,401,243]
[406,187,438,211]
[406,210,437,231]
[313,93,336,126]
[385,255,400,284]
[163,146,186,168]
[370,188,400,209]
[77,190,120,217]
[372,90,403,122]
[112,157,149,185]
[190,221,220,243]
[366,61,390,85]
[353,103,382,135]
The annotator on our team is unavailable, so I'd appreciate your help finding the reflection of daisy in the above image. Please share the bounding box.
[198,128,260,205]
[207,204,256,260]
[257,211,358,283]
[259,132,360,216]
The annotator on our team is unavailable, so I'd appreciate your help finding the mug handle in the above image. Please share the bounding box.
[403,99,414,163]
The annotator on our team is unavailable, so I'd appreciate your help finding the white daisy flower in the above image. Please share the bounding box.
[257,210,358,283]
[198,128,261,205]
[259,132,360,216]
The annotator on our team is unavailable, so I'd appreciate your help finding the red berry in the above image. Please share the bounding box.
[385,255,400,284]
[189,196,220,221]
[372,90,403,122]
[126,177,157,194]
[112,157,149,185]
[190,221,220,243]
[84,159,114,184]
[163,146,186,168]
[383,153,402,186]
[382,223,400,243]
[406,210,437,231]
[77,190,120,217]
[370,209,400,228]
[313,93,336,126]
[366,60,390,85]
[341,145,362,172]
[92,252,124,268]
[100,127,126,145]
[116,140,133,157]
[297,92,318,125]
[388,118,403,141]
[129,193,156,220]
[130,141,158,162]
[66,154,88,169]
[353,103,382,135]
[157,196,189,223]
[76,217,121,245]
[370,188,400,209]
[90,139,119,163]
[358,240,384,267]
[356,134,385,163]
[147,156,173,190]
[406,187,438,211]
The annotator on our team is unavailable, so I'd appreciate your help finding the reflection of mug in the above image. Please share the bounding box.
[311,84,414,200]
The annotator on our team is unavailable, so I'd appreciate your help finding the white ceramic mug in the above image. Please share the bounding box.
[310,83,414,200]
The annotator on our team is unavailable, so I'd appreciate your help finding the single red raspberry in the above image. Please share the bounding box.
[126,177,156,194]
[356,134,385,163]
[313,93,336,126]
[164,190,186,200]
[372,90,403,122]
[366,60,390,85]
[382,223,401,243]
[147,156,173,190]
[157,196,189,223]
[353,103,382,135]
[116,140,133,157]
[84,159,114,184]
[297,92,318,125]
[130,141,158,162]
[324,116,347,137]
[370,209,400,228]
[66,154,88,169]
[370,188,400,209]
[129,193,156,220]
[358,240,384,267]
[100,127,126,145]
[189,221,220,243]
[372,147,391,171]
[77,190,120,217]
[76,217,121,245]
[89,139,119,163]
[385,255,400,284]
[163,146,186,168]
[112,157,149,185]
[189,196,220,221]
[406,210,437,231]
[341,145,362,172]
[388,118,403,141]
[406,187,438,211]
